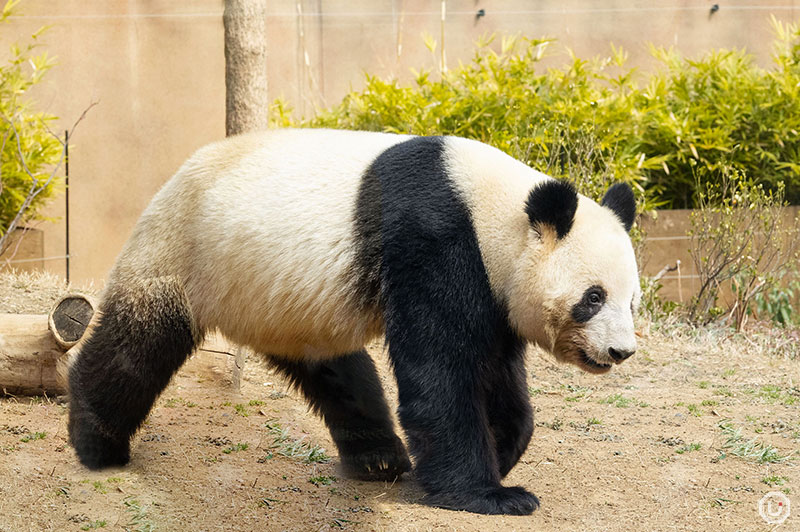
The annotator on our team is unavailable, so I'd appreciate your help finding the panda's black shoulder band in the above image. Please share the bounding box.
[524,180,578,240]
[601,182,636,232]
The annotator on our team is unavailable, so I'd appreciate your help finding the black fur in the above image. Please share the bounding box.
[68,279,199,469]
[352,161,383,312]
[601,182,636,232]
[482,320,534,479]
[571,285,607,323]
[358,136,538,515]
[524,180,578,240]
[265,350,410,481]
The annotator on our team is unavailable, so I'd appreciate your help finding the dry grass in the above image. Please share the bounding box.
[0,269,98,314]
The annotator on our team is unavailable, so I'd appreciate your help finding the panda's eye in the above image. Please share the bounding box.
[572,285,607,323]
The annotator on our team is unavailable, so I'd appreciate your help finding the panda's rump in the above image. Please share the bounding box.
[178,130,401,357]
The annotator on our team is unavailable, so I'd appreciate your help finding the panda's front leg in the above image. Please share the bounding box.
[383,295,539,515]
[482,330,534,478]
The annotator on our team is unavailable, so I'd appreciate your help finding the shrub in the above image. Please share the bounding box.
[687,168,799,329]
[0,0,62,255]
[637,17,800,207]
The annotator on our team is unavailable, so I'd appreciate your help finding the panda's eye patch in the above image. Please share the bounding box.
[571,285,607,323]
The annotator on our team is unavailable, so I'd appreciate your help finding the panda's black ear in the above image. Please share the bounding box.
[601,183,636,232]
[525,180,578,240]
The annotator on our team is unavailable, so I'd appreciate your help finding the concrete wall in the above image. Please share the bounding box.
[1,0,798,284]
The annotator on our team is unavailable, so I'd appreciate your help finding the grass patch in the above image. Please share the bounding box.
[80,521,107,530]
[718,420,792,464]
[309,475,336,486]
[762,475,789,487]
[20,431,46,443]
[587,417,602,426]
[601,394,633,408]
[222,442,249,454]
[164,397,197,408]
[747,385,799,406]
[563,384,593,402]
[527,387,543,397]
[714,386,733,397]
[123,497,155,532]
[248,399,265,406]
[264,422,330,463]
[233,404,249,417]
[602,394,648,408]
[701,399,718,407]
[698,381,710,389]
[676,443,702,454]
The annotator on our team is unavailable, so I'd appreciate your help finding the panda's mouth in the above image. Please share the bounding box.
[578,349,612,374]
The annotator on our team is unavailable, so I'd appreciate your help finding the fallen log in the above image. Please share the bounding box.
[0,314,66,396]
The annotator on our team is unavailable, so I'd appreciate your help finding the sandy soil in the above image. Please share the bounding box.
[0,272,798,531]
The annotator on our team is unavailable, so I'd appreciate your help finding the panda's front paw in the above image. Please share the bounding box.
[340,435,411,481]
[423,485,540,515]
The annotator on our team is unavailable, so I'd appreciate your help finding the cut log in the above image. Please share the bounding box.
[48,293,96,349]
[0,314,67,395]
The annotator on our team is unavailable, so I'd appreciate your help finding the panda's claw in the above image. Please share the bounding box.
[340,436,411,482]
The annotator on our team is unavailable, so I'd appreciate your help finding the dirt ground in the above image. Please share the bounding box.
[1,271,798,531]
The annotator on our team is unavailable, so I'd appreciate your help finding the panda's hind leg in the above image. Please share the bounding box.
[265,350,410,481]
[68,277,200,469]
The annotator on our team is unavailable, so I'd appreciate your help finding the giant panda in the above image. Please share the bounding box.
[67,128,639,516]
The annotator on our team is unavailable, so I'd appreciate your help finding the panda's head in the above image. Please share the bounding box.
[508,180,640,374]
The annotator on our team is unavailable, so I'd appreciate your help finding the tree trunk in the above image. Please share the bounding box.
[224,0,268,136]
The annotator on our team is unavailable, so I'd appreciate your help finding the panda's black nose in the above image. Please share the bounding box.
[608,347,635,362]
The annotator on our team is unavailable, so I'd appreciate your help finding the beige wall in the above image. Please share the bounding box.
[1,0,799,284]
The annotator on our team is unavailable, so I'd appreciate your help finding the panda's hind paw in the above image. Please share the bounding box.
[423,485,540,515]
[69,416,130,470]
[71,431,130,470]
[340,437,411,481]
